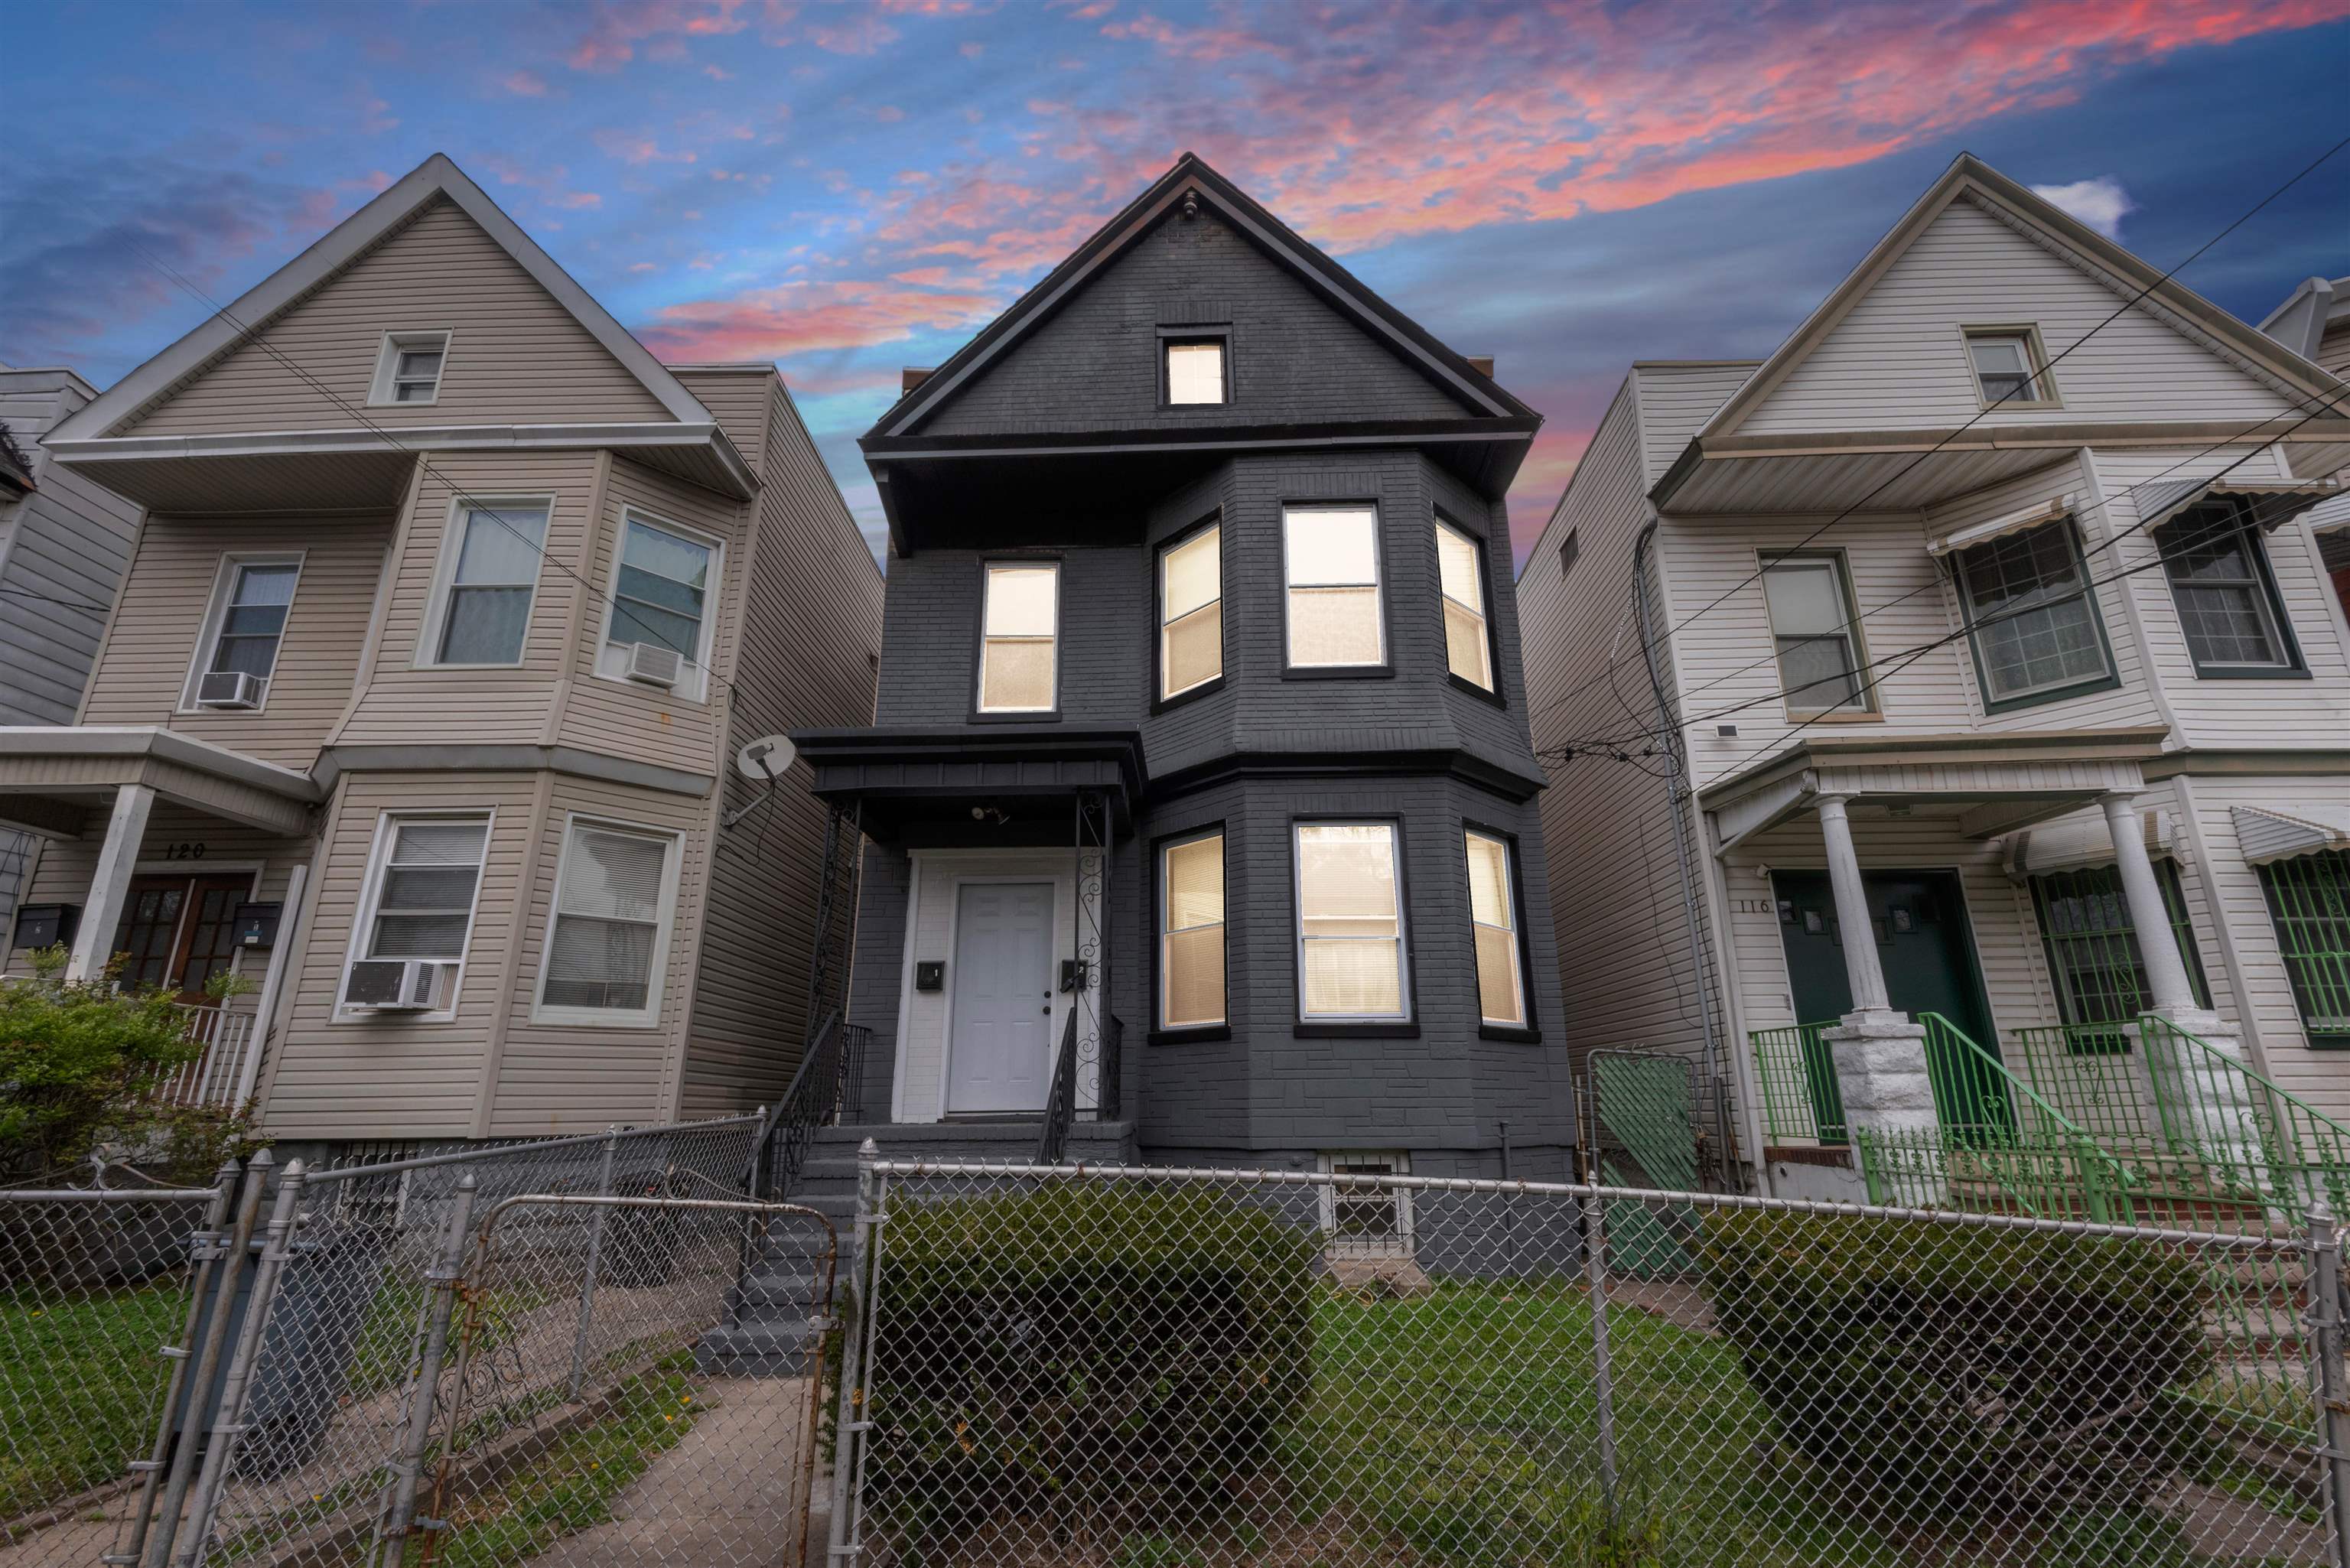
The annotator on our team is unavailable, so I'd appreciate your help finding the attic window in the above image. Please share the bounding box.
[370,331,451,406]
[1164,339,1226,405]
[1964,328,2055,408]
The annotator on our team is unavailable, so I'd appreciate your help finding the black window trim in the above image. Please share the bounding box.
[1289,812,1419,1037]
[1280,497,1395,682]
[1435,508,1508,708]
[968,552,1066,724]
[1949,517,2121,714]
[1157,326,1232,409]
[2154,498,2309,681]
[1148,820,1232,1045]
[1150,509,1228,713]
[1462,815,1541,1043]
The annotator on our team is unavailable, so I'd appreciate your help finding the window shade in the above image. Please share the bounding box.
[542,825,672,1014]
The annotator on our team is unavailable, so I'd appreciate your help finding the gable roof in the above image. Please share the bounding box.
[863,151,1537,446]
[2262,274,2348,361]
[50,153,719,444]
[1697,154,2347,442]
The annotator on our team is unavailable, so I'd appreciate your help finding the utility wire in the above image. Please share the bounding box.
[125,240,747,706]
[1523,129,2350,734]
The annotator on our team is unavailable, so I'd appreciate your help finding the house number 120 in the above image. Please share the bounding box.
[163,842,208,860]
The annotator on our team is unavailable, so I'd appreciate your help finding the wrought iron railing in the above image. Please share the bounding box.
[2137,1013,2350,1222]
[750,1010,871,1198]
[154,1003,260,1109]
[2007,1022,2156,1148]
[1749,1022,1844,1144]
[1036,1011,1124,1166]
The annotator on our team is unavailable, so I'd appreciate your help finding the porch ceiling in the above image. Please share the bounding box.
[1701,727,2169,854]
[790,724,1144,843]
[0,727,318,837]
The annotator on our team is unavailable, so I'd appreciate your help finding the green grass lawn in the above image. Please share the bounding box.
[1,1282,184,1521]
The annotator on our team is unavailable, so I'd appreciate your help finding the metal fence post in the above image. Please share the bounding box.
[118,1158,240,1568]
[141,1153,272,1568]
[827,1137,881,1563]
[565,1127,623,1402]
[2307,1205,2350,1568]
[373,1175,479,1568]
[174,1157,308,1568]
[1578,1187,1622,1517]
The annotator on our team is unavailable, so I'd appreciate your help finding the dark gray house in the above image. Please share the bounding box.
[790,155,1574,1199]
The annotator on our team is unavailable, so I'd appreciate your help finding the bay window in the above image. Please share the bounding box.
[1294,821,1408,1021]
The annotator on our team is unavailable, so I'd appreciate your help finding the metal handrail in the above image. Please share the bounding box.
[1749,1022,1844,1144]
[750,1010,871,1198]
[2139,1013,2350,1218]
[1035,1007,1082,1166]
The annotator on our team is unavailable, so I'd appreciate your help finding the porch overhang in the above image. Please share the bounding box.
[1647,418,2350,516]
[789,724,1145,843]
[0,726,320,838]
[1700,727,2169,855]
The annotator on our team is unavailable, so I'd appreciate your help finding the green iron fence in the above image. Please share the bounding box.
[1748,1021,1844,1145]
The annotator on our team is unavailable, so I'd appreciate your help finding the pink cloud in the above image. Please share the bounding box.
[639,278,998,360]
[565,0,750,71]
[808,11,900,54]
[500,70,548,96]
[594,129,699,165]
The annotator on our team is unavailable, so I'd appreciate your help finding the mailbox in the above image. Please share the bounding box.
[11,903,80,951]
[233,902,284,949]
[914,961,944,992]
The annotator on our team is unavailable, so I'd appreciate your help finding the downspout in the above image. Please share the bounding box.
[1630,523,1736,1186]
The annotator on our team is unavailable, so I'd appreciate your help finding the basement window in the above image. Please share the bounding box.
[369,330,451,406]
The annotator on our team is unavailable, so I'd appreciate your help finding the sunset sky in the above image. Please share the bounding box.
[6,1,2346,565]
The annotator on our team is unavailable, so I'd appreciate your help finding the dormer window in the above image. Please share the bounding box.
[1964,328,2054,407]
[370,330,451,405]
[1164,338,1226,405]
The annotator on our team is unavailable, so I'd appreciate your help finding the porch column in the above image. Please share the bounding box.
[65,784,155,982]
[1815,794,1940,1149]
[2103,792,2262,1181]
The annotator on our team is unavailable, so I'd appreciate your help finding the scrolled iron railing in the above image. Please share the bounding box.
[1749,1021,1844,1145]
[1036,1011,1123,1166]
[750,1010,871,1198]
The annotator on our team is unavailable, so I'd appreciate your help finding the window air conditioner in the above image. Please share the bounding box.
[623,642,684,688]
[196,670,266,709]
[343,958,458,1011]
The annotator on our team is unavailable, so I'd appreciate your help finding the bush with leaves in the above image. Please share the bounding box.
[1697,1208,2212,1520]
[0,945,262,1181]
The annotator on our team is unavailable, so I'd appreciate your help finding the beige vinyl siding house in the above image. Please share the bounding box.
[1521,155,2350,1195]
[4,154,880,1149]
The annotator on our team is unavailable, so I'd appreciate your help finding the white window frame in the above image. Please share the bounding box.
[1960,324,2059,409]
[1157,829,1226,1030]
[1435,517,1496,691]
[1282,503,1387,671]
[179,551,304,712]
[335,808,494,1024]
[594,508,724,704]
[416,494,555,670]
[975,559,1061,714]
[1157,522,1222,701]
[1317,1151,1414,1257]
[1464,828,1528,1029]
[1293,820,1411,1023]
[531,813,686,1030]
[368,330,453,407]
[1163,337,1228,406]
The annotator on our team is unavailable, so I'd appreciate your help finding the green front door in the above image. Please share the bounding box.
[1773,869,2002,1125]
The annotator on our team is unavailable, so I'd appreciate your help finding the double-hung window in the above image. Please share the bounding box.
[599,514,718,701]
[536,818,680,1026]
[429,502,548,666]
[1952,522,2114,707]
[1761,553,1871,714]
[343,815,489,1013]
[369,330,450,405]
[976,561,1059,713]
[1436,520,1495,691]
[1159,831,1225,1030]
[1465,830,1526,1028]
[1284,504,1384,669]
[2156,502,2300,676]
[1964,328,2053,406]
[1158,524,1222,700]
[1294,822,1408,1022]
[1164,339,1226,405]
[185,555,301,708]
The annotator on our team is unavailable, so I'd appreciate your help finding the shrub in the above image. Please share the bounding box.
[0,945,261,1182]
[861,1182,1317,1542]
[1697,1209,2212,1519]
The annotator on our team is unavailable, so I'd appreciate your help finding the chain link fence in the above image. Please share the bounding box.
[832,1156,2350,1568]
[0,1114,834,1568]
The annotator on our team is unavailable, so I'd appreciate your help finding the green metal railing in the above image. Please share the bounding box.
[1749,1022,1844,1145]
[2138,1013,2350,1225]
[2007,1021,2159,1147]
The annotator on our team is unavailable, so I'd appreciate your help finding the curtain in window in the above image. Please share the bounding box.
[1437,522,1492,689]
[440,506,548,664]
[1957,525,2107,700]
[1760,558,1864,711]
[978,562,1058,711]
[610,519,711,659]
[1161,834,1225,1027]
[210,563,299,678]
[1284,506,1382,667]
[1160,527,1222,698]
[1297,823,1404,1017]
[543,825,669,1012]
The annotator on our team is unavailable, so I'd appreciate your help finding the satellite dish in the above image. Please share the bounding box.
[735,735,797,782]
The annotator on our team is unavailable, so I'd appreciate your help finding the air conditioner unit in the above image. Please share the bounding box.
[623,642,683,688]
[195,670,266,710]
[343,958,458,1012]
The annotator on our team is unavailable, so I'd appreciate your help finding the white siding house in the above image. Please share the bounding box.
[1520,155,2350,1202]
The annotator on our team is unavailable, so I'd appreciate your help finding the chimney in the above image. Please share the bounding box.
[901,366,936,395]
[1465,356,1495,379]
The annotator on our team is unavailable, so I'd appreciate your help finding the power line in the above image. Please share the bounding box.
[125,241,747,708]
[1524,128,2350,734]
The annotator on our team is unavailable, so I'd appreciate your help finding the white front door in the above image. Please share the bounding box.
[946,881,1056,1114]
